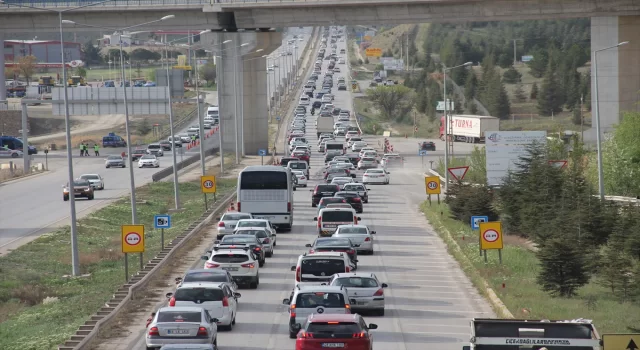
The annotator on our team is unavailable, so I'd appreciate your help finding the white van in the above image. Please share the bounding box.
[314,207,361,237]
[287,160,309,178]
[207,106,220,124]
[299,96,310,106]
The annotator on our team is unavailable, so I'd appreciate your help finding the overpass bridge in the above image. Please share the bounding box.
[0,0,638,145]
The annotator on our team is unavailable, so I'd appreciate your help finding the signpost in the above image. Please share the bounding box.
[447,166,469,182]
[425,175,441,204]
[276,116,281,122]
[44,148,49,170]
[485,131,547,186]
[470,216,489,230]
[200,175,217,210]
[365,48,382,57]
[418,150,427,167]
[602,334,640,350]
[548,160,568,169]
[121,224,145,281]
[258,149,267,165]
[436,100,454,112]
[154,214,171,250]
[479,221,504,263]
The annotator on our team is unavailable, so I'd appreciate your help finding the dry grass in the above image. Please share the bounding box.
[10,284,50,306]
[0,168,24,182]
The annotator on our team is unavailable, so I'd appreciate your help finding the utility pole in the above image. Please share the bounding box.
[580,94,584,140]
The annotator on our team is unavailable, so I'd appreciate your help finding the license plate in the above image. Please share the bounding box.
[255,216,275,220]
[222,267,238,271]
[357,301,368,305]
[322,343,345,348]
[324,225,337,228]
[167,329,189,335]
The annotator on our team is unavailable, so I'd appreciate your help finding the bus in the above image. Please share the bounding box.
[237,166,294,231]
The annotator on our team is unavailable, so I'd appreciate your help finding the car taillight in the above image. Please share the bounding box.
[298,331,313,339]
[218,222,225,227]
[148,327,159,336]
[264,238,270,244]
[364,237,371,242]
[346,266,350,272]
[352,197,361,202]
[353,331,368,339]
[354,216,358,224]
[301,176,306,179]
[309,249,315,254]
[205,262,220,269]
[291,303,297,318]
[345,304,351,313]
[288,202,291,212]
[241,263,255,268]
[373,288,384,296]
[317,217,322,229]
[169,297,176,307]
[347,249,355,254]
[237,202,241,211]
[222,296,229,307]
[296,266,301,282]
[197,327,208,336]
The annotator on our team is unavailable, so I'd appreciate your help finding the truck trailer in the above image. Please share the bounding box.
[440,114,499,143]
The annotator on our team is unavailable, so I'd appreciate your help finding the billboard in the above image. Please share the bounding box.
[365,48,382,57]
[52,87,171,116]
[436,100,454,111]
[485,131,547,186]
[522,55,533,62]
[155,68,185,97]
[380,57,404,70]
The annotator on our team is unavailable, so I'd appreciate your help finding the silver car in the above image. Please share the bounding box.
[146,306,218,349]
[160,345,215,350]
[215,212,253,239]
[357,157,378,170]
[105,155,126,168]
[79,174,105,190]
[333,224,376,255]
[328,272,387,316]
[234,227,275,257]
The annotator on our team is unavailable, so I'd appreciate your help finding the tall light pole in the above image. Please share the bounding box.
[593,41,629,200]
[443,61,472,192]
[64,14,176,225]
[3,0,114,277]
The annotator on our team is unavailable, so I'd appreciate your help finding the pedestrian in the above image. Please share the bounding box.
[94,143,100,156]
[191,134,196,145]
[84,143,90,156]
[121,151,126,158]
[79,143,84,156]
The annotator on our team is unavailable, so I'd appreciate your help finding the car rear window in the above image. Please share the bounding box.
[174,288,224,302]
[307,322,361,333]
[157,311,201,323]
[295,292,346,308]
[222,213,252,221]
[148,145,160,149]
[320,198,346,206]
[301,259,345,275]
[316,185,339,193]
[322,211,354,222]
[336,227,368,234]
[333,277,378,288]
[239,229,268,238]
[211,254,249,263]
[237,221,267,228]
[316,238,352,247]
[343,185,364,192]
[183,272,228,283]
[335,192,358,198]
[289,162,307,169]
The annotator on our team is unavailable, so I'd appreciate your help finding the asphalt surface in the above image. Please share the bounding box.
[119,26,494,350]
[267,27,313,109]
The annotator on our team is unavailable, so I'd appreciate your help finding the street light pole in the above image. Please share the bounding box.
[194,49,206,175]
[233,48,241,164]
[119,39,137,224]
[594,41,629,200]
[164,44,180,210]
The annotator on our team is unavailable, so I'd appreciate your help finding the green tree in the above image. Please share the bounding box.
[527,49,549,78]
[201,63,217,86]
[502,66,522,84]
[416,88,428,114]
[103,49,128,62]
[537,62,563,116]
[136,118,152,136]
[464,71,478,101]
[75,67,87,78]
[445,182,499,224]
[530,82,539,99]
[130,48,161,62]
[81,41,101,66]
[366,85,415,122]
[536,235,590,297]
[514,82,526,102]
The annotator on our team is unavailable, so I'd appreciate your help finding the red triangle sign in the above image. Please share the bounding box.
[448,166,469,181]
[548,160,568,169]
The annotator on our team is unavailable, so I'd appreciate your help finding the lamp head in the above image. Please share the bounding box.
[61,20,76,25]
[463,61,473,66]
[240,43,250,47]
[199,29,211,35]
[160,15,175,21]
[255,49,264,53]
[222,40,232,44]
[618,41,629,46]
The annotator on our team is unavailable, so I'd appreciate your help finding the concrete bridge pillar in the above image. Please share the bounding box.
[589,16,640,140]
[0,33,6,105]
[202,31,282,156]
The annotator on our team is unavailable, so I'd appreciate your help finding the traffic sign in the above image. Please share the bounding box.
[448,166,469,181]
[470,215,489,230]
[154,215,171,229]
[548,160,568,169]
[276,116,281,121]
[418,150,428,156]
[479,221,503,250]
[603,334,640,350]
[121,225,145,253]
[258,149,267,156]
[200,175,217,193]
[425,176,441,195]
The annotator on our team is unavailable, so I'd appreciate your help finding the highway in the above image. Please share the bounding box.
[106,26,494,350]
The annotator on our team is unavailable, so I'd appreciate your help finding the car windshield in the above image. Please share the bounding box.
[183,271,228,283]
[336,226,368,234]
[237,221,267,228]
[343,185,365,192]
[71,180,90,187]
[211,253,250,263]
[237,229,268,238]
[107,156,121,160]
[220,236,256,244]
[319,198,345,206]
[333,277,378,288]
[222,213,252,221]
[295,292,346,308]
[148,145,160,149]
[80,175,99,180]
[322,211,354,222]
[157,311,201,323]
[174,288,224,302]
[141,155,155,160]
[316,238,352,247]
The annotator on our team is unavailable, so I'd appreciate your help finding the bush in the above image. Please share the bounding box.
[11,284,49,306]
[445,182,499,225]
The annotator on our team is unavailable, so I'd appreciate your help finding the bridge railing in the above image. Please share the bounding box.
[1,0,211,8]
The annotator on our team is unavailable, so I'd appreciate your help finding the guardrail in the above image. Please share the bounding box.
[58,191,236,350]
[1,0,210,8]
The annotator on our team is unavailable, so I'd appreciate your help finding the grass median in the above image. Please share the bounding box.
[0,179,236,350]
[422,202,640,333]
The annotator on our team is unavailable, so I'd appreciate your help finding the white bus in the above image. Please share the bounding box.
[237,166,294,231]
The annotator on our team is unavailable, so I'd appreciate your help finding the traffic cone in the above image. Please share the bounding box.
[229,202,235,211]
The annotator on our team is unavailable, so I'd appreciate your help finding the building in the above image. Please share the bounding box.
[3,40,82,64]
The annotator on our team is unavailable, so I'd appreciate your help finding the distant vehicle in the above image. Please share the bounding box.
[440,115,500,143]
[102,132,127,148]
[63,179,94,201]
[0,135,37,154]
[105,155,126,168]
[131,148,147,161]
[138,154,159,168]
[237,166,294,231]
[0,145,22,158]
[143,81,156,87]
[79,174,105,190]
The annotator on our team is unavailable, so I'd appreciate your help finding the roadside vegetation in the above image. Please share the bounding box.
[0,179,236,350]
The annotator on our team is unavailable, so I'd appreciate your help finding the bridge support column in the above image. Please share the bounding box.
[204,31,281,157]
[589,16,640,140]
[0,33,6,107]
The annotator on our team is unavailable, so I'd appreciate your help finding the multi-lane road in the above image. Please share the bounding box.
[104,26,494,350]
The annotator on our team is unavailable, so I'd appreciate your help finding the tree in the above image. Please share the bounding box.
[82,41,101,66]
[13,55,37,84]
[514,82,526,102]
[415,88,428,114]
[464,71,478,101]
[75,67,87,78]
[527,48,549,78]
[130,48,160,62]
[366,85,415,122]
[530,82,539,99]
[201,63,217,87]
[103,49,128,63]
[536,235,590,297]
[537,62,563,116]
[502,66,522,84]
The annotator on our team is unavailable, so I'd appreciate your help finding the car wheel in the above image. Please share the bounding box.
[364,199,369,203]
[289,331,298,339]
[63,196,69,201]
[213,337,217,346]
[259,259,265,267]
[250,281,258,289]
[376,308,385,316]
[88,195,94,200]
[369,250,375,255]
[266,251,273,258]
[106,165,110,168]
[146,347,155,350]
[226,316,234,331]
[232,314,236,325]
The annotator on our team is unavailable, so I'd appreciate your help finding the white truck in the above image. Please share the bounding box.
[439,114,500,143]
[316,116,334,137]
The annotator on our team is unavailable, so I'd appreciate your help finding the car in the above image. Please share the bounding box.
[315,207,361,237]
[201,246,260,289]
[105,155,126,168]
[166,282,240,330]
[167,136,183,148]
[329,273,387,315]
[381,155,404,168]
[362,168,390,185]
[147,143,164,156]
[131,148,147,161]
[234,227,275,257]
[333,67,341,72]
[214,234,266,267]
[138,155,160,168]
[339,58,346,64]
[158,140,173,151]
[79,173,105,190]
[333,224,376,255]
[287,160,310,177]
[357,157,378,170]
[215,212,253,240]
[312,101,322,109]
[342,183,369,203]
[317,197,348,214]
[159,345,216,350]
[293,313,378,349]
[291,170,308,187]
[345,131,359,140]
[337,113,349,121]
[284,285,354,340]
[419,141,437,151]
[291,151,310,163]
[179,134,192,143]
[351,141,367,152]
[305,237,358,269]
[330,177,354,187]
[310,184,342,207]
[334,191,364,213]
[145,306,218,349]
[326,170,351,183]
[0,145,22,158]
[63,179,95,201]
[176,269,239,294]
[234,219,277,243]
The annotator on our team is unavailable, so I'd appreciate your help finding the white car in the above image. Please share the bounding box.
[202,246,260,289]
[331,176,354,187]
[0,146,22,158]
[352,141,368,152]
[138,155,159,168]
[216,212,253,239]
[333,67,341,73]
[79,174,105,190]
[321,95,332,103]
[362,168,390,185]
[166,282,240,330]
[146,307,218,349]
[359,147,376,157]
[345,131,359,140]
[338,115,350,122]
[234,219,277,242]
[339,58,346,64]
[333,224,376,254]
[291,170,308,187]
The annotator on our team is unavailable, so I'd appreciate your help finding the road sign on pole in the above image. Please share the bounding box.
[548,160,568,169]
[479,221,503,250]
[121,225,145,253]
[602,334,640,350]
[154,215,171,229]
[418,150,428,156]
[448,166,469,181]
[470,215,489,230]
[425,176,441,195]
[200,175,217,193]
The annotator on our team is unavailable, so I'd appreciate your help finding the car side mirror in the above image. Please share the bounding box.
[201,255,209,260]
[309,189,313,192]
[175,277,183,282]
[371,231,376,234]
[214,240,220,244]
[290,266,296,271]
[353,244,360,248]
[305,244,312,248]
[386,172,390,174]
[234,292,242,298]
[293,323,302,332]
[368,323,378,330]
[357,217,362,221]
[366,188,371,191]
[283,298,291,304]
[381,283,388,288]
[165,292,173,298]
[313,217,318,221]
[211,318,219,323]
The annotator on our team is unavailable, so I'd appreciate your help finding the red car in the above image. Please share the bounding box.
[292,151,310,162]
[295,313,378,350]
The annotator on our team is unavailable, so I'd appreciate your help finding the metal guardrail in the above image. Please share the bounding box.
[58,191,236,350]
[1,0,210,8]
